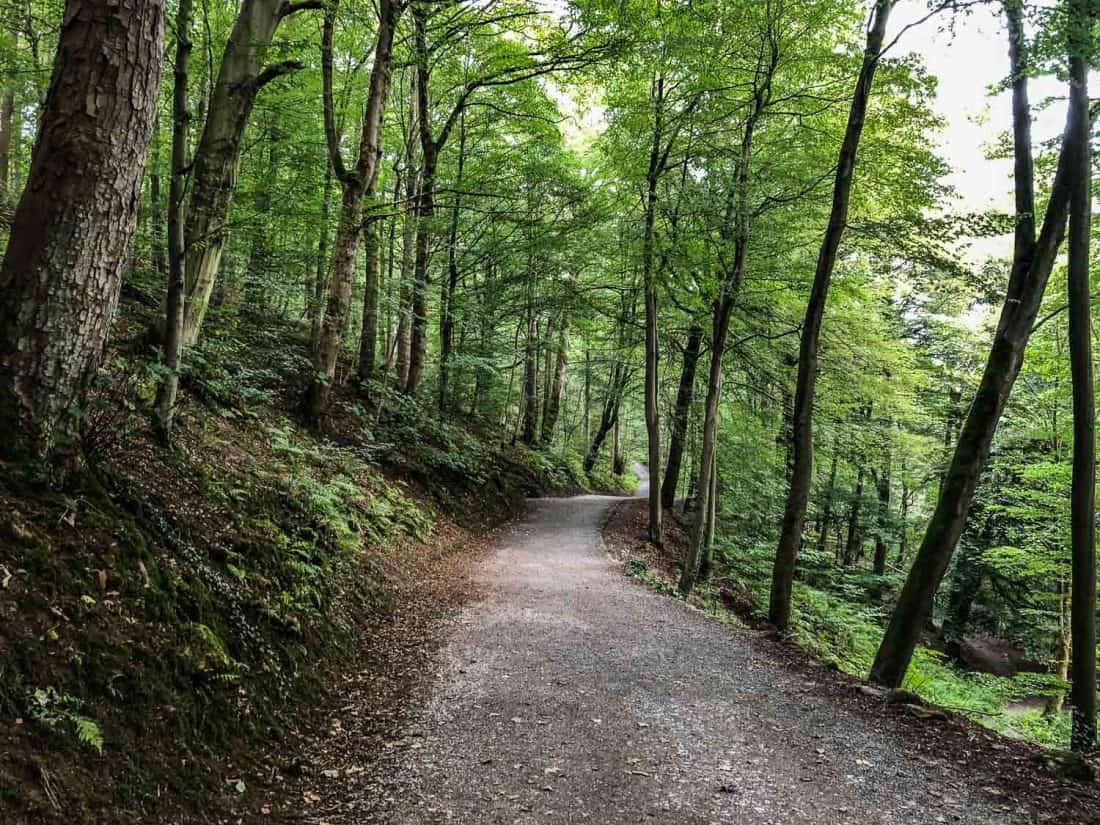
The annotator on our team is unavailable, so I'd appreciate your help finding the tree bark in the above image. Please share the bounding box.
[642,74,667,548]
[872,463,891,576]
[815,449,839,557]
[678,35,775,593]
[149,117,167,280]
[843,465,865,567]
[304,0,401,424]
[438,111,467,409]
[771,0,894,629]
[1065,0,1095,753]
[521,258,539,445]
[541,314,569,444]
[310,159,334,348]
[180,0,316,348]
[584,362,624,475]
[662,325,702,510]
[869,3,1075,687]
[0,28,17,210]
[357,216,381,382]
[154,0,194,442]
[245,125,279,309]
[0,0,166,473]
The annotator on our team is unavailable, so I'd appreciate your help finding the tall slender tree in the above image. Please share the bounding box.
[304,0,403,424]
[770,0,895,629]
[869,1,1077,688]
[1064,0,1095,754]
[154,0,195,442]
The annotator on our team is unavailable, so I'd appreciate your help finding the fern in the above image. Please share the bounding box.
[71,715,104,754]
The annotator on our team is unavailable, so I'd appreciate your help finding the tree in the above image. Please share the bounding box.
[179,0,323,348]
[0,0,166,476]
[1064,0,1095,753]
[154,0,195,441]
[304,0,403,424]
[770,0,895,630]
[869,1,1078,688]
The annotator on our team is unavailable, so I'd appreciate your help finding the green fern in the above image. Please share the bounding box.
[71,715,104,754]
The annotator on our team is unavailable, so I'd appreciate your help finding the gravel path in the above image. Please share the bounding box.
[376,495,1028,824]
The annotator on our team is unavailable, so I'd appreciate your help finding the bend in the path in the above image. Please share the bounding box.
[372,495,1030,824]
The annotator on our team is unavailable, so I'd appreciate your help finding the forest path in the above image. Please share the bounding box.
[365,496,1024,824]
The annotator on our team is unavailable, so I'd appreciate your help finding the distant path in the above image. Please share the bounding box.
[368,496,1025,824]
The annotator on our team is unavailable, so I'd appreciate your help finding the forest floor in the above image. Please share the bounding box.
[254,495,1100,825]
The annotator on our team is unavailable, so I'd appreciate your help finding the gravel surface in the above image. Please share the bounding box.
[372,495,1030,824]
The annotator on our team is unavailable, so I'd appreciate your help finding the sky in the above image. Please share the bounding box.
[895,0,1062,214]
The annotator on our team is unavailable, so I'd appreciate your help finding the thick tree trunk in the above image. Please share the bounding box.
[154,0,194,441]
[304,0,400,424]
[869,5,1075,689]
[771,0,894,629]
[1066,0,1096,753]
[0,0,166,473]
[662,325,702,510]
[180,0,314,348]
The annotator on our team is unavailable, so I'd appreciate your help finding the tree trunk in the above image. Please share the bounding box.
[698,461,717,580]
[642,75,666,547]
[541,314,569,444]
[0,29,18,210]
[357,216,381,382]
[304,0,401,424]
[310,159,333,347]
[149,117,167,279]
[521,261,539,445]
[813,450,838,557]
[869,3,1075,688]
[872,463,891,576]
[771,0,894,629]
[245,125,279,309]
[585,362,624,475]
[0,0,166,473]
[843,465,865,568]
[1066,0,1096,752]
[180,0,314,348]
[395,71,420,389]
[438,112,467,409]
[662,325,702,510]
[154,0,194,442]
[942,536,986,661]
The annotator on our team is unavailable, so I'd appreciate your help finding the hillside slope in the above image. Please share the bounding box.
[0,299,630,824]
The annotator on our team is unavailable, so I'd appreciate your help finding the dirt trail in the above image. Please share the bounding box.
[354,495,1030,824]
